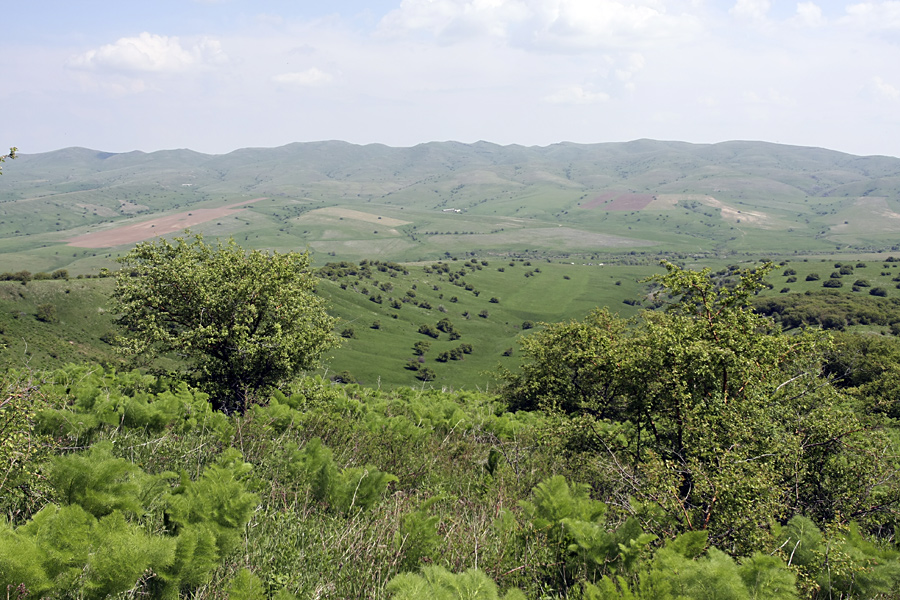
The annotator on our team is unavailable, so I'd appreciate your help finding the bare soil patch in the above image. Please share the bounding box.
[581,192,619,209]
[66,198,265,248]
[603,194,655,211]
[582,192,655,211]
[305,207,411,227]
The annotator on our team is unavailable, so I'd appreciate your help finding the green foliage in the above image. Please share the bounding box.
[112,233,338,412]
[228,568,268,600]
[504,262,895,551]
[396,496,443,571]
[754,290,900,330]
[0,374,51,521]
[773,516,900,598]
[35,304,57,324]
[387,565,526,600]
[34,364,232,443]
[0,147,15,175]
[289,438,397,513]
[1,441,258,599]
[47,442,148,518]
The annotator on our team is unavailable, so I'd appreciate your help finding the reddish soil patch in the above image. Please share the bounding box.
[581,192,619,209]
[66,198,265,248]
[602,193,655,211]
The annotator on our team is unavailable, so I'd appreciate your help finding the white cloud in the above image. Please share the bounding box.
[69,32,226,73]
[872,76,900,99]
[544,85,610,104]
[792,2,825,27]
[742,88,796,107]
[730,0,771,21]
[378,0,704,51]
[614,53,646,82]
[843,1,900,30]
[272,68,334,87]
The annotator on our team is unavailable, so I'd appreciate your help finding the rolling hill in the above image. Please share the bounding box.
[2,140,900,275]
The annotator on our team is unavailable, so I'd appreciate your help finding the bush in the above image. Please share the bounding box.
[806,273,820,281]
[418,324,440,339]
[823,279,843,288]
[35,304,58,324]
[870,287,888,297]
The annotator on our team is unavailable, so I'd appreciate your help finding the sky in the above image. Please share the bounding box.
[2,0,900,157]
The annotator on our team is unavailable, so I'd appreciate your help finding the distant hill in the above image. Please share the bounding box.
[2,140,900,273]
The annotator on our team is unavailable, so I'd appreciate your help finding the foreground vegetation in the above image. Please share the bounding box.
[3,263,900,599]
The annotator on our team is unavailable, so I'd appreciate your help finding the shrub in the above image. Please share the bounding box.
[35,304,58,324]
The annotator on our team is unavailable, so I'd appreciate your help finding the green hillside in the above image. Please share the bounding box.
[3,140,900,275]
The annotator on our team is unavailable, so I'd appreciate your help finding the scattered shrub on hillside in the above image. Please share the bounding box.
[806,273,820,281]
[35,304,58,324]
[332,371,356,384]
[871,287,888,297]
[418,325,440,339]
[823,279,843,288]
[522,321,534,330]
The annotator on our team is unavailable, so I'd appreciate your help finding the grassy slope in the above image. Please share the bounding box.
[3,140,900,275]
[6,253,900,388]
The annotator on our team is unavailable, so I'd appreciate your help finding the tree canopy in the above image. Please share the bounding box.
[501,262,898,550]
[111,233,337,412]
[0,147,16,174]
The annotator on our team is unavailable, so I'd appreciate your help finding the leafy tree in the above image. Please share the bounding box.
[502,262,897,550]
[0,147,15,175]
[111,233,337,413]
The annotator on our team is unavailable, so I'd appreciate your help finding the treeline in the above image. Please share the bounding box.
[754,290,900,331]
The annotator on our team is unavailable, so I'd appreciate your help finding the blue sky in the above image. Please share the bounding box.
[3,0,899,157]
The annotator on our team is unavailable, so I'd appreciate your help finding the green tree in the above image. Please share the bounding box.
[0,147,15,175]
[111,233,337,413]
[502,262,896,551]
